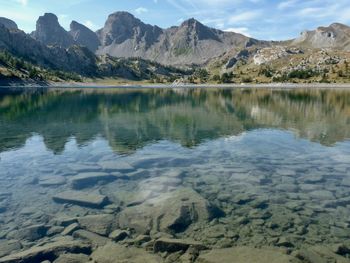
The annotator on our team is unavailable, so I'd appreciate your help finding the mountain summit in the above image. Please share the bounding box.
[31,13,75,48]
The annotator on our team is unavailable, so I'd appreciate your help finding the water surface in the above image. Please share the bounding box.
[0,88,350,259]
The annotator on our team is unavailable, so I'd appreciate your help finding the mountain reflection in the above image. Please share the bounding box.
[0,88,349,154]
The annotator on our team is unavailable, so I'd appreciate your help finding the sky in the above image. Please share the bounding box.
[1,0,350,40]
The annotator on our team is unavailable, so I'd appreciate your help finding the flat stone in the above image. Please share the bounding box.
[294,245,350,263]
[67,163,101,173]
[309,190,334,200]
[109,230,129,241]
[303,175,325,183]
[153,238,207,253]
[39,176,66,187]
[341,177,350,187]
[196,246,301,263]
[78,214,115,236]
[61,223,80,236]
[51,217,78,227]
[0,238,91,263]
[91,243,163,263]
[0,240,22,258]
[71,172,116,189]
[53,191,109,208]
[8,224,48,242]
[72,230,110,246]
[47,226,64,236]
[99,161,135,172]
[53,253,90,263]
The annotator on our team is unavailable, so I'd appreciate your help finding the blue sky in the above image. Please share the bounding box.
[1,0,350,40]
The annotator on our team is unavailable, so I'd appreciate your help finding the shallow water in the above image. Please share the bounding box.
[0,88,350,260]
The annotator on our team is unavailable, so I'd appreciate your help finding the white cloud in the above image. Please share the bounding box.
[224,27,252,37]
[228,10,262,24]
[135,7,149,15]
[278,0,298,10]
[16,0,28,6]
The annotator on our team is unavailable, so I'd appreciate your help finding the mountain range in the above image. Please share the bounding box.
[1,11,350,84]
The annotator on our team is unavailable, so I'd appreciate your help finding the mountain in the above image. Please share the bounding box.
[96,12,255,66]
[31,13,75,48]
[292,23,350,51]
[0,17,18,30]
[0,22,97,75]
[70,21,100,52]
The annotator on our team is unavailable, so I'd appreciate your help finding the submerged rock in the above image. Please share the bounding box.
[109,229,129,241]
[52,191,109,208]
[153,238,207,253]
[294,245,350,263]
[39,175,66,187]
[90,242,163,263]
[196,246,301,263]
[7,224,48,242]
[0,238,91,263]
[71,172,116,189]
[118,188,223,234]
[0,240,21,258]
[53,253,90,263]
[72,230,110,246]
[77,214,115,236]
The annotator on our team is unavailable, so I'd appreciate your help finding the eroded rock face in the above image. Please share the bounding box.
[118,188,224,234]
[31,13,75,48]
[196,246,301,263]
[69,21,100,52]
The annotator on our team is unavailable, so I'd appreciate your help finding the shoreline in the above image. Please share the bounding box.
[2,82,350,91]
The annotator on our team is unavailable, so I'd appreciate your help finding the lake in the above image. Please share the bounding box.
[0,87,350,262]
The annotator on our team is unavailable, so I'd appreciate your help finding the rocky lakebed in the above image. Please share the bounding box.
[0,88,350,262]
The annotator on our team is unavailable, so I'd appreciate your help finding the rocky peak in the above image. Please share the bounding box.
[69,21,100,52]
[97,11,163,46]
[32,13,75,48]
[177,18,221,41]
[0,17,18,30]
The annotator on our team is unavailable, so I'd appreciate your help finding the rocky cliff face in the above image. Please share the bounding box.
[69,21,100,52]
[96,12,254,66]
[31,13,75,48]
[0,17,18,30]
[292,23,350,51]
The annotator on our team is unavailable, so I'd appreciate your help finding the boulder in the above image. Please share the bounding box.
[53,191,109,208]
[196,246,301,263]
[0,238,91,263]
[90,242,163,263]
[118,188,223,234]
[71,172,116,189]
[77,214,115,236]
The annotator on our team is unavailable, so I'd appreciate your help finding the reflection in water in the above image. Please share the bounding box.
[0,88,350,154]
[0,88,350,262]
